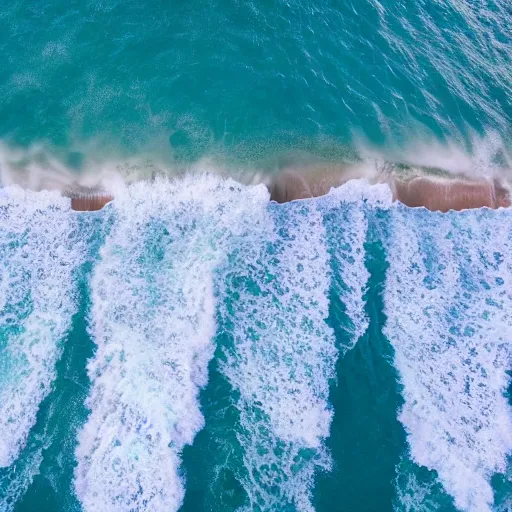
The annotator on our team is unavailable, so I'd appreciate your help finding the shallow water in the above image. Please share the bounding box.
[0,178,511,512]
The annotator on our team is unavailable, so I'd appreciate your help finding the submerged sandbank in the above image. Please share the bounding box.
[0,141,509,212]
[70,195,114,211]
[268,166,511,211]
[66,170,511,212]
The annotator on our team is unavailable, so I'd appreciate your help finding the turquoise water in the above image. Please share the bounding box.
[0,0,510,174]
[1,180,511,512]
[1,1,512,512]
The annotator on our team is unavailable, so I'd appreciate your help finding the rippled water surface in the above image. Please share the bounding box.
[0,1,511,512]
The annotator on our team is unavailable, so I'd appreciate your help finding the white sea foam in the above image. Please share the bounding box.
[217,197,336,511]
[0,447,44,512]
[395,475,440,512]
[0,187,85,469]
[393,457,448,512]
[384,206,512,512]
[321,179,392,344]
[496,499,512,512]
[74,176,268,512]
[357,132,512,180]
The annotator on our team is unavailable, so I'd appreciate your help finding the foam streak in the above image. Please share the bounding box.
[321,180,393,345]
[384,206,512,512]
[0,187,85,468]
[74,177,268,512]
[217,198,336,511]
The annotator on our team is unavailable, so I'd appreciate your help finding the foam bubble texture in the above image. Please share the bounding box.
[74,176,268,512]
[384,205,512,512]
[395,471,442,512]
[393,455,456,512]
[217,199,336,511]
[0,187,85,468]
[320,179,393,345]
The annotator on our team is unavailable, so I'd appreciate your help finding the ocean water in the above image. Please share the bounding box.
[0,0,510,181]
[1,178,511,512]
[0,1,512,512]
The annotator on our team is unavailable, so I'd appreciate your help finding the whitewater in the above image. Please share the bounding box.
[0,175,510,512]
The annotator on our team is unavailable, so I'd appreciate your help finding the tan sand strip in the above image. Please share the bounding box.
[66,184,114,211]
[392,177,510,211]
[66,173,510,212]
[70,195,114,211]
[269,167,510,211]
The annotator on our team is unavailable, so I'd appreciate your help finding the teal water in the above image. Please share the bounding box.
[0,0,510,176]
[0,179,511,512]
[1,1,512,512]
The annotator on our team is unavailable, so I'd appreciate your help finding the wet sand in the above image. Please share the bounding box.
[268,166,510,211]
[67,167,511,212]
[392,177,510,212]
[67,185,113,211]
[70,195,114,211]
[269,166,364,202]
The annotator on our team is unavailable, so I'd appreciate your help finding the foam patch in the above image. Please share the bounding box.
[320,179,393,345]
[384,205,512,512]
[74,176,268,512]
[217,198,336,511]
[0,187,86,468]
